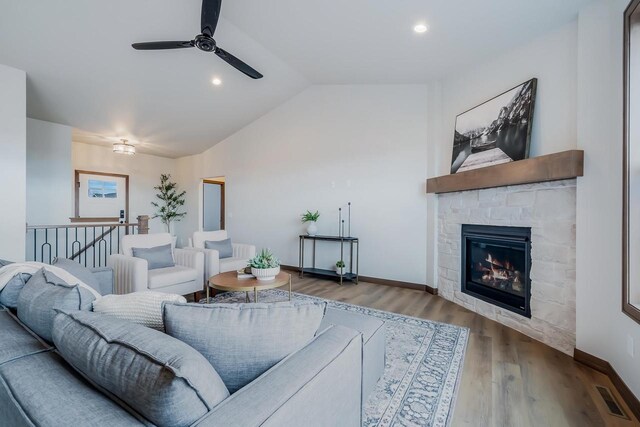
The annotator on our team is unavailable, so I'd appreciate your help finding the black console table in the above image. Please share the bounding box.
[298,235,359,285]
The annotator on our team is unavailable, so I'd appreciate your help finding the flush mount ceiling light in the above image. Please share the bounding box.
[414,23,428,33]
[113,139,136,155]
[212,77,222,86]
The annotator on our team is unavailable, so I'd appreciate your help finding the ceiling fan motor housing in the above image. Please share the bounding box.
[195,34,216,52]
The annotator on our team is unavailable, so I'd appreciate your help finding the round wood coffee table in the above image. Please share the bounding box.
[207,271,292,303]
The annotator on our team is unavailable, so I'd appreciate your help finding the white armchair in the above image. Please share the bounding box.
[108,233,204,296]
[188,230,256,283]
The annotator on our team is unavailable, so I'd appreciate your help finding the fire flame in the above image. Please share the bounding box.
[479,253,522,292]
[486,253,514,271]
[485,254,509,280]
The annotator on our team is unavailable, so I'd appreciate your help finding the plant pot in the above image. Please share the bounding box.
[306,222,318,236]
[251,266,280,281]
[335,266,346,276]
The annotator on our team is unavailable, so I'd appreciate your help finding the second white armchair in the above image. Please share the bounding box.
[108,233,204,296]
[188,230,256,283]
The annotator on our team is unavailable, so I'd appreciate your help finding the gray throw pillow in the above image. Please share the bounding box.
[0,272,31,309]
[53,257,100,293]
[0,258,28,309]
[132,244,175,270]
[17,268,96,342]
[204,239,233,259]
[163,301,327,393]
[53,310,229,427]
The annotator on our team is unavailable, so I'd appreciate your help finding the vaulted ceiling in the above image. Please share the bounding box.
[0,0,593,157]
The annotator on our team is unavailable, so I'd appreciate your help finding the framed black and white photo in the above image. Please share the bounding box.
[450,78,537,174]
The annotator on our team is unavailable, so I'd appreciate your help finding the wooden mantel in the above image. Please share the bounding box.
[426,150,584,194]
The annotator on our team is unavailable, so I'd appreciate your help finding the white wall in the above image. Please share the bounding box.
[176,85,429,285]
[72,142,178,234]
[0,64,26,261]
[426,21,579,287]
[423,2,640,398]
[26,118,72,225]
[576,0,640,398]
[430,21,578,174]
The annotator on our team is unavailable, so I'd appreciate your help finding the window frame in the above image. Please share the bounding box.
[73,170,130,223]
[623,0,640,323]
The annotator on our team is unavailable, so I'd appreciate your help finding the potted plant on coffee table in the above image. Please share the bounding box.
[249,249,281,281]
[301,210,320,236]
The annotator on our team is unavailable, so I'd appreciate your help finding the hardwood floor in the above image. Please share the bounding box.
[289,275,640,427]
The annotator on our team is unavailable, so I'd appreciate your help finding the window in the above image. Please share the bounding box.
[74,170,129,223]
[88,180,118,198]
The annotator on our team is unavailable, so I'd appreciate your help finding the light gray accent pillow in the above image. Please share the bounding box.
[53,257,100,293]
[204,239,233,259]
[0,272,31,309]
[132,244,175,270]
[163,301,327,393]
[53,310,229,427]
[17,269,95,343]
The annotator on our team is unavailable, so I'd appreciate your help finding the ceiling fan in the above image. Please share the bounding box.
[132,0,263,79]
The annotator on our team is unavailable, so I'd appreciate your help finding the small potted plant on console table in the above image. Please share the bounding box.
[249,248,281,281]
[301,210,320,236]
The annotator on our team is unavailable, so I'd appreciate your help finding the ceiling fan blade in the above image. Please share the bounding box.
[132,41,194,50]
[201,0,222,37]
[215,47,263,79]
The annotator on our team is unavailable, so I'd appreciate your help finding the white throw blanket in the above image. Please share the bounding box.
[0,262,102,300]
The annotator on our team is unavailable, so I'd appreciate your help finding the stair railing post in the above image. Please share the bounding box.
[137,215,150,234]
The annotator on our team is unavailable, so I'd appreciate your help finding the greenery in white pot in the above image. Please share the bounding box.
[249,248,281,281]
[151,174,186,234]
[301,210,320,236]
[335,260,346,276]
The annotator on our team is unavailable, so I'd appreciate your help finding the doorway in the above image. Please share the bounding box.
[203,177,225,231]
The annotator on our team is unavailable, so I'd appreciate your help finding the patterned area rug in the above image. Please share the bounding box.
[208,289,469,427]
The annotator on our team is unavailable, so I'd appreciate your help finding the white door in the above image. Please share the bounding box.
[203,181,224,231]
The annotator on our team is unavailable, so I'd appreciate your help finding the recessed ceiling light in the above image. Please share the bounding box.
[212,77,222,86]
[414,24,428,34]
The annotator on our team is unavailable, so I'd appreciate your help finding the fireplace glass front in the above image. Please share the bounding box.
[461,224,531,318]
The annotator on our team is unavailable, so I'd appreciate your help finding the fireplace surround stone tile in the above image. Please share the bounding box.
[437,179,577,354]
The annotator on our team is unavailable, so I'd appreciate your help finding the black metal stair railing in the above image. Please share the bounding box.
[25,216,149,268]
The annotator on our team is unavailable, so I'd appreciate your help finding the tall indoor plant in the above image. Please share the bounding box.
[151,174,187,234]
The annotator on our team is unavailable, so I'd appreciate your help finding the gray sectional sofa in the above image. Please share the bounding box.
[0,263,385,427]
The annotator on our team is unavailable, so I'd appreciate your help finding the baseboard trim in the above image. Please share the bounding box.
[359,275,437,294]
[280,265,438,295]
[574,348,640,420]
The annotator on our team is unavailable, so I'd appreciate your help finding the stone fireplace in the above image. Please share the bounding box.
[437,179,576,354]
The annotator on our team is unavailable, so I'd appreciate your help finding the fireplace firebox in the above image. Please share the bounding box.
[461,224,531,318]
